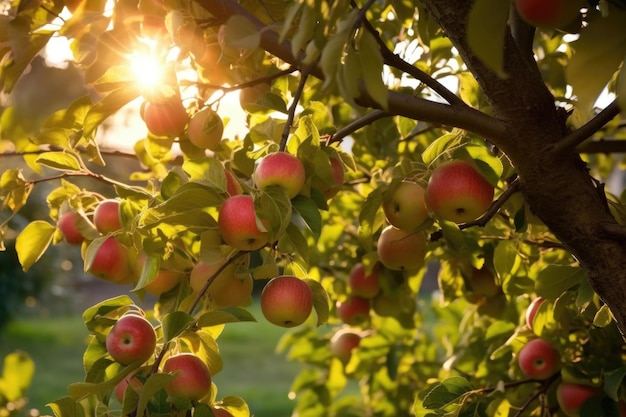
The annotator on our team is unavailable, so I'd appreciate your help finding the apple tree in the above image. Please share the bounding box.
[1,0,626,416]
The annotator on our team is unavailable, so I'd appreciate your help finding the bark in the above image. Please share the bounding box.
[199,0,626,336]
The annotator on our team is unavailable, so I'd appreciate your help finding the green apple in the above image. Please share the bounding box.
[217,195,270,251]
[105,313,157,365]
[425,160,494,224]
[162,353,212,401]
[253,152,306,199]
[260,275,313,327]
[383,180,429,231]
[376,225,427,271]
[187,107,224,150]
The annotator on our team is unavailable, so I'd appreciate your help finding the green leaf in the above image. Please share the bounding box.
[196,307,257,327]
[536,265,584,299]
[422,131,463,166]
[136,373,174,417]
[161,311,196,342]
[493,240,521,286]
[358,30,388,109]
[15,220,56,271]
[223,15,261,50]
[567,11,626,117]
[592,304,613,328]
[83,84,141,139]
[292,196,323,239]
[0,351,34,401]
[604,366,626,401]
[303,278,330,326]
[466,0,509,77]
[47,396,86,417]
[422,376,472,409]
[35,151,82,171]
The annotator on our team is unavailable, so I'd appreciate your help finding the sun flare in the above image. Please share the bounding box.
[129,50,165,91]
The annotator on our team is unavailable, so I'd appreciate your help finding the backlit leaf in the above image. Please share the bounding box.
[15,220,55,271]
[35,151,81,171]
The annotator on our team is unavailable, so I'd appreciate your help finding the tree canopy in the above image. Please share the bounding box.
[1,0,626,416]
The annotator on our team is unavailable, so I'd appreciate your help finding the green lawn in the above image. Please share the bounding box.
[0,303,302,417]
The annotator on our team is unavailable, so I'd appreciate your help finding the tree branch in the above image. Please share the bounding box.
[328,110,392,144]
[552,100,622,154]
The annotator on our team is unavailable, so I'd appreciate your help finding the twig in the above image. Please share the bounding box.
[552,100,621,154]
[328,110,392,144]
[280,64,314,152]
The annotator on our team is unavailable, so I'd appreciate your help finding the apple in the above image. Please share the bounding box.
[514,0,581,29]
[239,82,271,111]
[88,237,131,282]
[93,199,122,234]
[517,338,560,380]
[556,381,602,417]
[260,275,313,327]
[348,262,381,299]
[142,98,189,137]
[114,372,143,403]
[211,407,234,417]
[105,314,157,365]
[217,195,270,251]
[190,260,253,308]
[319,156,345,199]
[330,329,361,364]
[382,181,429,231]
[145,269,182,296]
[525,296,546,332]
[162,353,212,401]
[224,168,243,196]
[58,211,84,245]
[467,267,501,297]
[376,225,427,271]
[337,295,370,326]
[253,152,306,199]
[425,160,494,224]
[187,107,224,150]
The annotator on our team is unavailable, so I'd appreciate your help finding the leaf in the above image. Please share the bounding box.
[303,278,330,326]
[292,196,323,239]
[567,11,626,118]
[35,151,82,171]
[358,30,388,109]
[422,131,462,166]
[47,396,86,417]
[161,311,196,342]
[0,351,35,401]
[15,220,56,271]
[466,0,509,77]
[83,84,141,139]
[535,265,584,299]
[422,376,472,409]
[222,15,260,50]
[604,366,626,401]
[592,304,613,328]
[493,240,521,286]
[197,307,257,327]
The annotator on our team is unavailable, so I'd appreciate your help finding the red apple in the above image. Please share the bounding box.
[517,338,560,380]
[211,407,234,417]
[187,107,224,150]
[383,181,429,231]
[218,195,270,251]
[556,382,602,417]
[337,295,370,326]
[348,263,381,299]
[376,225,427,271]
[260,276,313,327]
[321,156,345,199]
[224,168,243,196]
[253,152,306,199]
[467,267,501,297]
[330,329,361,364]
[425,160,494,224]
[162,353,212,401]
[142,98,189,137]
[190,259,253,308]
[88,237,131,282]
[93,199,122,234]
[58,211,84,245]
[145,269,182,296]
[526,296,546,332]
[514,0,581,29]
[106,314,157,365]
[114,372,143,403]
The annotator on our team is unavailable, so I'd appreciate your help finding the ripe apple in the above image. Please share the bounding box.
[145,269,182,296]
[425,160,494,224]
[114,372,143,403]
[330,329,361,364]
[93,199,122,234]
[348,263,381,299]
[88,237,131,282]
[218,195,270,251]
[190,259,253,308]
[337,295,370,326]
[142,98,189,137]
[253,152,306,199]
[211,407,234,417]
[382,181,429,231]
[525,296,546,332]
[376,225,427,271]
[224,168,243,196]
[556,381,602,417]
[58,211,84,245]
[260,275,313,327]
[514,0,581,29]
[162,353,212,401]
[517,338,560,380]
[187,107,224,150]
[105,314,157,365]
[467,267,501,297]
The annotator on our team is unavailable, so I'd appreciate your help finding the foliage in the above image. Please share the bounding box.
[0,351,35,417]
[1,0,626,417]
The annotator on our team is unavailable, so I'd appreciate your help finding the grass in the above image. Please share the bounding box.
[0,303,303,417]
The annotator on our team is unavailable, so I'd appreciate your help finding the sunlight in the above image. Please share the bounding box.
[128,48,166,92]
